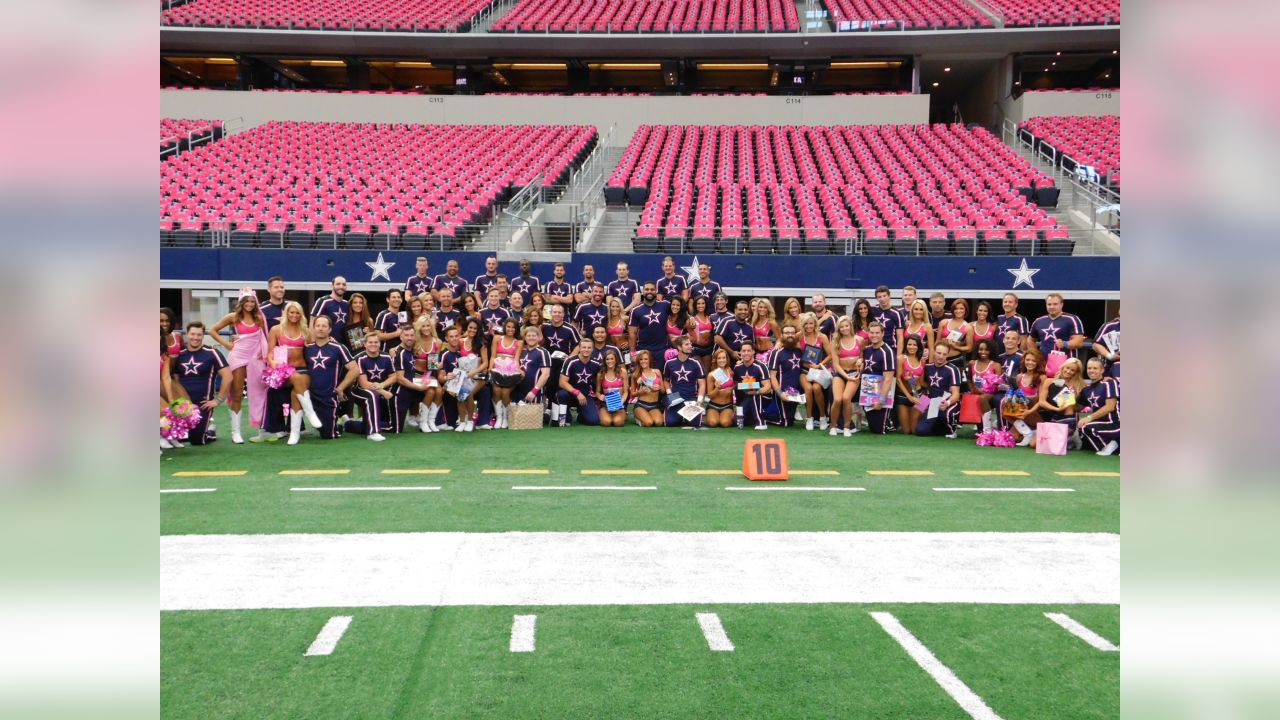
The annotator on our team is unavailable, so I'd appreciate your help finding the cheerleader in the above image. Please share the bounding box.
[209,290,269,444]
[899,299,934,356]
[828,315,863,437]
[798,313,830,431]
[733,343,772,430]
[522,305,544,333]
[667,296,690,355]
[458,317,490,431]
[704,348,737,428]
[605,296,630,364]
[750,298,779,360]
[412,317,444,432]
[895,335,926,436]
[337,333,398,441]
[1029,357,1086,450]
[970,301,997,357]
[265,301,319,444]
[339,293,376,354]
[160,307,189,402]
[1078,357,1120,455]
[630,350,665,427]
[527,291,548,322]
[688,296,716,372]
[595,349,629,427]
[489,317,525,429]
[851,299,874,347]
[460,293,481,325]
[779,297,804,337]
[937,299,973,375]
[968,338,1003,431]
[404,294,427,330]
[160,332,177,450]
[1004,351,1046,446]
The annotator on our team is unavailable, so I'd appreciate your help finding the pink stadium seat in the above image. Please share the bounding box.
[979,0,1119,27]
[162,0,493,31]
[491,0,799,32]
[1019,115,1120,188]
[823,0,992,31]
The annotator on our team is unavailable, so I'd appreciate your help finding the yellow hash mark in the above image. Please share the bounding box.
[581,469,650,475]
[171,470,247,477]
[481,469,550,475]
[381,469,452,475]
[1055,471,1120,477]
[865,470,935,476]
[961,470,1031,477]
[790,470,841,476]
[278,469,351,476]
[676,470,741,476]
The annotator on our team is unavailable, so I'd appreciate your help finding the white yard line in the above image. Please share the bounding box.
[511,486,657,491]
[304,615,352,657]
[160,532,1119,611]
[289,486,441,492]
[871,612,1003,720]
[933,488,1075,493]
[1045,612,1120,652]
[160,488,217,494]
[724,486,864,492]
[696,612,735,651]
[510,614,537,653]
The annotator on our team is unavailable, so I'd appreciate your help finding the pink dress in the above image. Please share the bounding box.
[227,319,269,428]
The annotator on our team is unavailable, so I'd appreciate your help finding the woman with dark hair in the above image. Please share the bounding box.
[895,334,926,436]
[630,349,664,427]
[595,348,629,427]
[489,316,525,429]
[969,337,1003,431]
[404,294,426,330]
[689,295,715,372]
[1004,350,1046,446]
[528,291,548,322]
[970,301,996,357]
[587,324,620,366]
[850,299,874,345]
[938,298,973,379]
[705,348,737,428]
[453,317,489,432]
[460,293,481,324]
[522,305,544,332]
[666,296,690,355]
[160,307,190,402]
[342,292,376,354]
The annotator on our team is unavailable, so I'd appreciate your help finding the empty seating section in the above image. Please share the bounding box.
[161,118,223,157]
[490,0,799,32]
[160,0,494,31]
[822,0,991,30]
[1020,115,1119,187]
[607,124,1067,255]
[980,0,1119,27]
[161,121,596,248]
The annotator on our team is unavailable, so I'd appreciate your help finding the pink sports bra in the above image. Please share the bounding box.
[666,322,683,336]
[837,340,861,359]
[235,320,259,335]
[601,375,624,391]
[278,331,305,348]
[753,322,772,337]
[607,320,626,337]
[902,357,924,379]
[972,322,995,342]
[496,337,518,357]
[693,317,713,333]
[166,332,182,357]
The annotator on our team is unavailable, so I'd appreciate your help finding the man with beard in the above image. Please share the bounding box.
[544,262,574,313]
[628,281,672,367]
[714,300,754,364]
[662,336,706,429]
[432,259,469,301]
[860,321,897,435]
[709,292,733,327]
[810,293,837,338]
[572,283,609,332]
[261,276,287,330]
[768,325,805,428]
[511,258,542,299]
[309,275,349,340]
[573,263,599,305]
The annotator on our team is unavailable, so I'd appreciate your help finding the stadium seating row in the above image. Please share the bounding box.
[161,0,493,31]
[1020,115,1119,187]
[982,0,1119,27]
[161,118,223,157]
[824,0,991,31]
[491,0,798,33]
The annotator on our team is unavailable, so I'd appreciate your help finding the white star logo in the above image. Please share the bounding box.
[929,372,944,388]
[674,367,692,383]
[332,308,347,326]
[788,357,801,370]
[366,365,386,381]
[587,309,605,327]
[310,354,329,370]
[644,309,663,326]
[662,280,679,296]
[732,330,750,347]
[520,355,533,371]
[411,278,430,294]
[547,334,566,350]
[576,370,593,386]
[181,358,202,375]
[681,256,702,284]
[1040,324,1061,341]
[366,252,395,282]
[1008,258,1041,289]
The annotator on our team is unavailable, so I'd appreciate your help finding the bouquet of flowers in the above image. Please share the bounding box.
[262,362,295,389]
[975,428,1017,448]
[1000,388,1033,419]
[162,399,203,440]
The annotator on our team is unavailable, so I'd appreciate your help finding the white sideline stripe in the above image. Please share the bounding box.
[160,488,217,494]
[724,486,865,492]
[933,487,1075,493]
[510,614,536,652]
[871,612,1003,720]
[696,612,735,652]
[1045,612,1119,652]
[290,486,441,492]
[511,485,657,491]
[160,532,1118,610]
[304,615,352,657]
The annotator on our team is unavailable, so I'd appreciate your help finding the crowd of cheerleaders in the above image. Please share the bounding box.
[159,256,1120,456]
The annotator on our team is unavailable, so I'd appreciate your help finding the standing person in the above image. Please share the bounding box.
[779,297,804,336]
[341,292,377,355]
[605,296,631,364]
[810,293,838,338]
[872,286,901,352]
[261,276,287,330]
[573,263,599,305]
[573,283,609,332]
[472,255,500,306]
[828,316,864,437]
[544,262,575,312]
[480,288,513,338]
[410,317,444,432]
[160,307,184,376]
[390,323,425,434]
[667,296,690,354]
[527,291,547,322]
[1004,351,1046,446]
[595,349,630,427]
[798,313,831,431]
[338,333,398,442]
[511,258,542,300]
[458,317,491,430]
[713,300,754,364]
[522,305,545,333]
[1028,357,1087,450]
[733,343,772,431]
[310,276,349,340]
[404,294,426,331]
[607,261,641,311]
[433,259,469,302]
[1094,309,1120,379]
[655,256,689,301]
[769,326,806,428]
[895,335,926,436]
[860,321,897,435]
[209,290,269,444]
[917,342,962,439]
[488,317,525,429]
[1078,357,1120,456]
[404,256,433,298]
[543,305,581,402]
[938,298,974,379]
[630,350,665,427]
[663,336,706,429]
[434,289,462,337]
[969,338,1003,431]
[1031,293,1086,361]
[996,292,1032,352]
[435,326,471,431]
[302,315,355,440]
[896,285,919,327]
[689,262,721,303]
[900,299,934,354]
[688,296,716,372]
[703,348,737,428]
[928,292,950,330]
[709,292,733,327]
[750,298,780,361]
[556,338,601,426]
[628,282,672,366]
[970,301,997,357]
[265,301,318,444]
[374,289,406,350]
[514,325,551,411]
[850,299,874,345]
[173,322,232,446]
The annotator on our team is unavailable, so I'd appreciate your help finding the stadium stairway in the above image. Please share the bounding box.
[1004,135,1119,256]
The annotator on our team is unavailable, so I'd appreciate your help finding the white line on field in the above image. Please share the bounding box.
[870,612,1003,720]
[511,485,657,491]
[160,488,217,494]
[304,615,352,657]
[290,486,441,492]
[510,614,537,653]
[724,486,865,492]
[932,487,1075,493]
[1044,612,1119,652]
[696,612,735,652]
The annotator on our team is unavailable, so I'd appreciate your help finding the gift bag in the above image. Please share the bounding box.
[913,394,931,413]
[507,403,545,430]
[1045,350,1068,377]
[958,393,983,425]
[1035,422,1070,456]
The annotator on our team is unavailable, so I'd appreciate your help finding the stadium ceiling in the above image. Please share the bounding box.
[161,26,1119,61]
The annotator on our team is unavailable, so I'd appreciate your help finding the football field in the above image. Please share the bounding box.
[161,411,1119,719]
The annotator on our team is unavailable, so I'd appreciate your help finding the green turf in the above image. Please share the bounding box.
[161,604,1119,720]
[161,407,1119,535]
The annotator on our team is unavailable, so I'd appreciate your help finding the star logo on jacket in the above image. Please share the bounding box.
[673,367,692,383]
[1008,258,1041,289]
[586,310,605,327]
[644,309,663,326]
[662,280,679,296]
[788,356,801,370]
[1040,324,1060,341]
[929,373,944,388]
[520,355,533,371]
[680,256,702,284]
[366,252,395,282]
[410,277,430,294]
[366,366,386,381]
[181,358,202,375]
[732,330,750,347]
[332,309,347,326]
[310,354,329,370]
[547,334,566,351]
[576,370,593,386]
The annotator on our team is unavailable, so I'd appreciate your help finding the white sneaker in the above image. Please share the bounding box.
[805,418,815,431]
[844,428,852,438]
[829,428,839,437]
[160,437,173,450]
[754,424,768,431]
[368,433,386,442]
[1097,440,1119,456]
[945,432,958,439]
[454,422,467,432]
[465,421,475,432]
[169,437,184,448]
[820,418,830,431]
[406,414,418,427]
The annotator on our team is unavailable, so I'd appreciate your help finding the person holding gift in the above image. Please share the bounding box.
[630,349,665,427]
[1029,357,1087,450]
[1078,357,1121,456]
[798,313,831,431]
[595,349,629,427]
[265,301,315,444]
[860,321,897,435]
[1003,350,1045,446]
[662,336,707,429]
[769,326,807,429]
[556,338,601,427]
[733,343,773,430]
[489,317,526,430]
[968,338,1004,431]
[918,341,962,439]
[704,348,738,428]
[937,298,973,380]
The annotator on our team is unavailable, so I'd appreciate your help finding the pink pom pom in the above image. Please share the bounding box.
[975,430,994,446]
[663,348,679,362]
[262,364,295,389]
[993,429,1017,448]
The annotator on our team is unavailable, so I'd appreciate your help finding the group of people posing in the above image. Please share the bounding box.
[160,255,1119,456]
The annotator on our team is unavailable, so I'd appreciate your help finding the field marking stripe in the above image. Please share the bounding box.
[512,485,657,491]
[291,486,441,492]
[696,612,735,652]
[278,469,350,476]
[866,470,935,476]
[304,615,352,657]
[724,486,865,492]
[933,487,1075,493]
[1056,471,1120,477]
[381,469,451,475]
[482,469,549,475]
[790,470,840,476]
[1045,612,1119,652]
[510,614,536,653]
[580,469,649,475]
[677,469,741,475]
[961,470,1031,477]
[160,488,217,494]
[171,471,246,477]
[871,612,1004,720]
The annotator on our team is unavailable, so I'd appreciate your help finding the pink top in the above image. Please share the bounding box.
[600,375,624,392]
[495,337,518,357]
[666,322,683,337]
[903,323,930,342]
[607,320,626,338]
[693,317,713,333]
[166,331,183,357]
[753,322,772,337]
[277,331,305,348]
[972,322,996,343]
[902,357,925,383]
[235,320,260,336]
[836,339,861,359]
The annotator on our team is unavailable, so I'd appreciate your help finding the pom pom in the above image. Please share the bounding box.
[163,400,203,439]
[663,348,679,362]
[975,429,995,446]
[992,429,1017,448]
[262,363,295,389]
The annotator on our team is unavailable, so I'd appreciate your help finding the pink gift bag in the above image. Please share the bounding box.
[1035,422,1070,456]
[1045,350,1068,377]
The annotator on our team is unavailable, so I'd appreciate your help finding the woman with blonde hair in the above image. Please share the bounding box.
[209,290,269,444]
[265,301,321,443]
[827,315,863,437]
[751,298,780,360]
[606,296,630,364]
[798,312,831,431]
[1028,357,1087,449]
[412,315,444,431]
[900,299,934,356]
[779,297,804,336]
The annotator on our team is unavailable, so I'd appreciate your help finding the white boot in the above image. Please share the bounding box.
[1013,419,1033,436]
[298,391,322,429]
[427,404,440,432]
[982,411,994,431]
[287,410,303,445]
[160,437,173,450]
[498,403,509,429]
[418,403,431,433]
[1017,430,1035,447]
[229,409,244,444]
